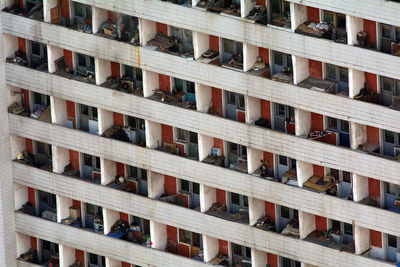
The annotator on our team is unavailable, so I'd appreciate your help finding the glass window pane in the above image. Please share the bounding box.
[136,68,143,81]
[339,68,348,83]
[382,24,392,39]
[233,243,242,256]
[80,105,89,116]
[340,120,349,133]
[181,180,189,192]
[126,116,137,129]
[238,94,245,109]
[328,117,337,129]
[37,142,45,154]
[326,64,336,80]
[280,206,289,218]
[226,91,236,105]
[344,223,353,235]
[192,232,201,247]
[92,107,98,120]
[42,240,51,250]
[387,183,396,195]
[279,155,288,166]
[141,169,147,180]
[77,54,86,67]
[186,81,195,94]
[223,39,233,54]
[95,157,100,169]
[193,182,200,194]
[337,14,346,29]
[83,154,92,167]
[74,3,83,17]
[243,196,248,207]
[86,204,95,216]
[174,78,184,92]
[86,5,92,19]
[382,77,393,91]
[189,131,198,144]
[276,104,285,116]
[343,171,351,183]
[274,51,283,66]
[124,65,133,79]
[236,42,243,55]
[385,130,395,144]
[395,80,400,95]
[286,54,293,68]
[331,220,340,232]
[231,193,240,205]
[324,11,334,23]
[388,234,397,248]
[396,27,400,42]
[129,166,138,178]
[293,209,298,219]
[31,42,41,55]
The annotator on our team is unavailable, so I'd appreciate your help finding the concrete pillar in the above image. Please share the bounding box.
[193,31,209,60]
[200,184,216,212]
[103,208,119,234]
[43,0,58,23]
[241,0,256,18]
[139,19,156,46]
[198,134,213,161]
[295,109,311,136]
[97,108,113,135]
[148,172,164,199]
[106,258,121,267]
[292,55,309,85]
[202,235,219,262]
[249,197,265,226]
[3,34,18,58]
[251,248,267,267]
[47,45,64,73]
[348,69,365,98]
[50,96,68,126]
[243,43,258,72]
[59,244,75,267]
[10,135,26,160]
[100,158,116,185]
[150,221,167,250]
[245,95,261,124]
[247,148,262,174]
[350,122,366,150]
[92,7,108,34]
[352,174,369,202]
[296,161,313,187]
[354,225,370,255]
[52,145,69,174]
[56,195,72,223]
[14,184,28,210]
[143,70,159,97]
[290,3,307,32]
[196,84,212,113]
[16,233,30,257]
[95,58,111,85]
[346,15,364,46]
[299,211,315,239]
[145,120,162,149]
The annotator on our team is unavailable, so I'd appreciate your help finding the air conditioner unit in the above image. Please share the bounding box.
[211,147,222,156]
[394,146,400,156]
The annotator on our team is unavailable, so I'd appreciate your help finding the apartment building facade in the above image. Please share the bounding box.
[0,0,400,266]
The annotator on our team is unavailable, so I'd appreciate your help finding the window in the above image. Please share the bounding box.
[381,76,400,106]
[327,117,349,133]
[179,229,202,247]
[83,154,100,170]
[383,130,400,156]
[230,193,248,208]
[175,128,197,144]
[38,191,56,208]
[88,253,105,267]
[270,0,290,21]
[325,64,349,93]
[232,243,251,259]
[128,165,147,180]
[222,38,243,63]
[380,23,400,53]
[73,2,92,20]
[174,78,195,102]
[330,220,353,243]
[86,204,102,217]
[272,51,292,74]
[170,26,193,54]
[323,11,346,39]
[180,180,199,195]
[79,104,97,120]
[388,234,398,248]
[226,92,245,110]
[282,257,301,267]
[75,53,95,73]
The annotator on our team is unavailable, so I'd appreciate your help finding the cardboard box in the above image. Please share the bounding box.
[69,206,81,219]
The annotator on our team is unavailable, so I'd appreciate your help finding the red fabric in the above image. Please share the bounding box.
[176,143,185,156]
[18,38,26,54]
[75,249,85,264]
[166,225,178,241]
[21,89,30,111]
[156,22,168,35]
[66,100,75,118]
[370,230,382,248]
[307,7,320,23]
[164,175,177,195]
[213,138,224,155]
[286,122,295,135]
[317,132,337,145]
[365,72,378,94]
[30,237,37,250]
[60,0,70,19]
[127,180,137,193]
[93,172,101,181]
[108,11,118,24]
[28,187,36,206]
[218,240,229,256]
[311,112,324,132]
[177,242,191,257]
[265,201,275,222]
[211,87,223,117]
[263,151,274,171]
[313,164,324,178]
[25,139,33,154]
[260,100,271,122]
[119,212,129,222]
[110,61,120,78]
[256,0,265,5]
[113,112,124,127]
[161,124,174,144]
[116,162,125,177]
[368,178,380,198]
[309,59,323,79]
[367,125,380,145]
[315,216,327,231]
[258,47,269,64]
[69,150,80,170]
[364,19,377,47]
[237,110,245,123]
[72,200,81,207]
[267,253,278,267]
[159,74,171,93]
[216,189,226,205]
[121,262,131,267]
[63,49,73,69]
[209,35,219,52]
